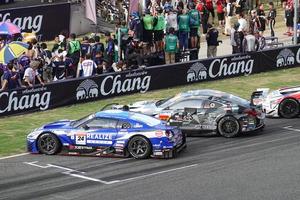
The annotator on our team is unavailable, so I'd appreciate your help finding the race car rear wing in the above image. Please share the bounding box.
[250,88,270,106]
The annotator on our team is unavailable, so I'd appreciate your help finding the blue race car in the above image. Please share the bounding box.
[27,110,186,159]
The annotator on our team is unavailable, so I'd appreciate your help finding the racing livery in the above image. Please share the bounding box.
[27,110,186,159]
[115,90,265,138]
[251,86,300,118]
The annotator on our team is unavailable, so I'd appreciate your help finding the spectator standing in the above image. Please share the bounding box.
[91,36,105,60]
[249,9,260,35]
[205,0,215,24]
[284,3,294,36]
[257,3,266,36]
[129,12,143,41]
[206,24,219,58]
[164,27,179,64]
[118,21,129,60]
[230,22,240,53]
[67,33,81,77]
[234,0,243,15]
[267,2,277,37]
[216,0,225,28]
[178,9,190,50]
[40,43,53,83]
[197,1,209,35]
[78,54,96,77]
[142,10,154,54]
[0,63,19,91]
[105,32,115,66]
[188,3,201,49]
[23,60,44,87]
[237,13,247,52]
[52,55,67,81]
[93,51,104,75]
[153,7,165,52]
[224,0,234,35]
[166,9,178,34]
[80,36,91,60]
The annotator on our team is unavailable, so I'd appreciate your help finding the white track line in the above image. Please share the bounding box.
[283,126,300,132]
[113,164,199,183]
[23,161,198,185]
[23,161,116,184]
[0,153,29,160]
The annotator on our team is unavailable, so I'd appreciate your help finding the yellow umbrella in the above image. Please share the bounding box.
[0,41,29,65]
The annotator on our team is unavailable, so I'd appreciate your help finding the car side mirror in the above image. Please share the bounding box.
[82,124,90,130]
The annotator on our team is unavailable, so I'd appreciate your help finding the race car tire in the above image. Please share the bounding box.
[37,133,61,155]
[127,136,152,159]
[279,99,299,119]
[218,116,240,138]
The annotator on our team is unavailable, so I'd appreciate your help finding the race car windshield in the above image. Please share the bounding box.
[130,113,161,126]
[223,95,250,107]
[70,114,95,127]
[155,97,173,107]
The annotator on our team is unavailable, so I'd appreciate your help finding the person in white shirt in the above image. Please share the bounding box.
[236,13,248,52]
[237,13,248,32]
[77,53,96,77]
[23,60,44,87]
[166,9,178,32]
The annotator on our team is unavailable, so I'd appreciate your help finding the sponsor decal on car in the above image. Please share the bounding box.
[86,133,112,140]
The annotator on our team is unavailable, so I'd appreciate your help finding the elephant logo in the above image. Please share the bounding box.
[89,87,98,98]
[187,62,208,83]
[76,79,99,101]
[286,56,294,65]
[276,49,295,67]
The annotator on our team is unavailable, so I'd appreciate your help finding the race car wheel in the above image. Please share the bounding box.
[37,133,61,155]
[127,136,151,159]
[279,99,299,119]
[218,116,240,138]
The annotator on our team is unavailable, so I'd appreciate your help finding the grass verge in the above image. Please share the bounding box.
[0,67,299,156]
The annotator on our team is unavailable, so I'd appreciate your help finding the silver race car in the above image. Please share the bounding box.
[115,90,265,138]
[251,86,300,118]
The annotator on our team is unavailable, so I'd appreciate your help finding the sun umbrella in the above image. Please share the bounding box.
[0,41,29,65]
[0,22,21,35]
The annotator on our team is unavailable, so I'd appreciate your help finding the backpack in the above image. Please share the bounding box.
[189,10,200,26]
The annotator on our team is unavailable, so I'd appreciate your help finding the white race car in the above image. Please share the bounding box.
[251,86,300,118]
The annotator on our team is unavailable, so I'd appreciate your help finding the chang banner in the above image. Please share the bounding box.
[0,3,70,40]
[0,45,300,117]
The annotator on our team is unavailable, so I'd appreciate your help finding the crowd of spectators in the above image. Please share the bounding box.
[0,0,299,92]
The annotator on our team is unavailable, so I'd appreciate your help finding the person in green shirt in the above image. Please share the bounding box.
[164,27,179,64]
[142,10,154,54]
[188,3,201,48]
[153,7,165,52]
[67,33,81,77]
[117,21,129,60]
[177,9,190,50]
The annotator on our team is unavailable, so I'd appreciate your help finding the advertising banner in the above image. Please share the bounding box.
[0,3,70,40]
[1,45,300,117]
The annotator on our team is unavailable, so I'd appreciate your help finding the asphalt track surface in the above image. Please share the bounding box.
[0,118,299,200]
